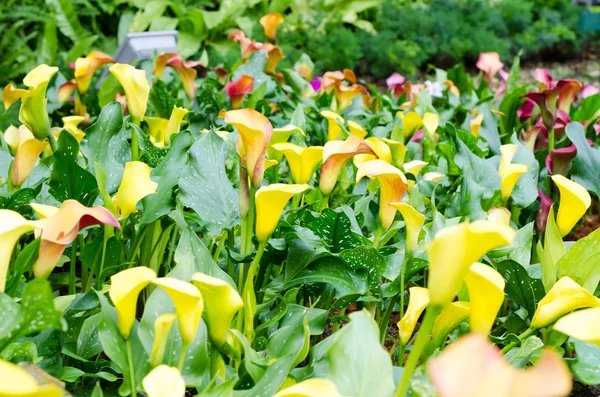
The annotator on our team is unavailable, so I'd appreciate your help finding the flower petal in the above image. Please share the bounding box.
[11,125,48,187]
[226,74,254,109]
[400,111,423,138]
[3,84,28,110]
[320,135,374,195]
[498,144,529,202]
[476,52,504,83]
[255,183,310,242]
[260,12,284,43]
[165,106,188,145]
[114,161,159,219]
[74,51,115,93]
[430,301,471,350]
[321,110,344,141]
[0,211,40,291]
[465,262,505,334]
[389,202,424,255]
[422,112,439,136]
[470,112,483,138]
[19,65,58,141]
[347,120,368,139]
[273,378,344,397]
[551,175,591,237]
[554,307,600,346]
[149,313,177,367]
[353,137,391,168]
[142,365,186,397]
[110,64,150,123]
[397,287,429,345]
[0,359,63,397]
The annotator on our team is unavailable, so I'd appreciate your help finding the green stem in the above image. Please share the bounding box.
[380,295,398,344]
[131,121,139,161]
[242,240,268,341]
[47,132,58,153]
[395,305,441,397]
[501,327,535,354]
[319,194,329,211]
[548,127,555,153]
[178,341,189,371]
[95,225,113,290]
[332,307,346,334]
[244,185,257,254]
[213,230,227,262]
[226,229,235,279]
[126,338,137,396]
[69,237,78,295]
[291,194,301,209]
[372,225,385,248]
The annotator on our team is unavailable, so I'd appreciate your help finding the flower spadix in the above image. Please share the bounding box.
[531,276,600,329]
[191,273,243,347]
[220,108,273,188]
[109,63,150,123]
[0,359,63,397]
[34,199,120,279]
[260,12,284,43]
[152,277,204,344]
[397,287,429,345]
[321,110,344,141]
[426,220,515,306]
[255,183,310,242]
[75,51,115,93]
[554,307,600,347]
[271,143,323,184]
[498,144,529,202]
[149,313,177,367]
[428,333,572,397]
[353,137,392,168]
[319,135,375,195]
[551,175,591,237]
[142,365,185,397]
[114,161,158,219]
[389,202,424,255]
[11,125,49,187]
[0,211,40,291]
[464,262,505,334]
[356,160,408,230]
[273,378,344,397]
[109,266,157,339]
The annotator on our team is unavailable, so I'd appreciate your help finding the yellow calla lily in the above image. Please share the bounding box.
[428,333,572,397]
[74,51,115,93]
[142,365,185,397]
[470,112,483,138]
[220,108,273,188]
[152,278,204,345]
[531,276,600,329]
[0,211,40,291]
[265,45,285,75]
[498,144,529,202]
[260,12,284,43]
[422,112,440,136]
[397,287,430,345]
[423,171,444,183]
[431,301,471,349]
[551,175,591,237]
[426,220,515,306]
[356,160,408,230]
[113,161,159,219]
[267,124,305,163]
[191,273,243,347]
[109,63,150,123]
[321,110,345,141]
[273,378,344,397]
[34,200,120,279]
[11,125,49,187]
[487,207,511,226]
[146,117,169,144]
[389,202,425,255]
[62,116,86,142]
[164,106,188,145]
[319,135,375,195]
[109,266,157,339]
[4,125,20,153]
[347,120,368,138]
[0,359,63,397]
[399,111,422,138]
[3,84,29,110]
[255,183,311,242]
[381,138,407,168]
[403,160,428,177]
[16,65,59,141]
[554,307,600,346]
[29,203,59,219]
[149,313,177,367]
[335,83,368,111]
[353,137,392,168]
[271,143,323,184]
[464,262,505,334]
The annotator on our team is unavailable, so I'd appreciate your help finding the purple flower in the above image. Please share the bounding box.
[310,76,322,92]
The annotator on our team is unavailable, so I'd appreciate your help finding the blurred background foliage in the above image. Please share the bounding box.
[0,0,596,86]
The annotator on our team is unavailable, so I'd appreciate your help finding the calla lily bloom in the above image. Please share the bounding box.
[109,63,150,123]
[34,200,120,279]
[0,359,63,397]
[109,266,157,339]
[551,175,591,237]
[389,202,425,255]
[335,83,368,110]
[149,313,177,367]
[423,112,440,136]
[397,287,429,344]
[0,210,40,291]
[347,120,368,138]
[399,111,423,138]
[464,262,505,334]
[498,144,529,202]
[75,51,115,93]
[428,333,572,397]
[554,307,600,346]
[4,125,19,154]
[386,73,407,97]
[319,135,375,195]
[427,220,515,306]
[265,45,285,74]
[62,115,86,142]
[273,378,344,397]
[142,365,185,397]
[154,53,197,100]
[3,83,28,110]
[220,108,273,188]
[487,207,511,226]
[272,143,323,184]
[260,12,284,43]
[11,125,49,187]
[381,138,407,168]
[470,112,483,138]
[267,124,305,163]
[531,276,600,329]
[114,161,159,219]
[476,52,504,83]
[430,302,471,350]
[57,80,76,104]
[403,160,428,177]
[152,277,204,345]
[353,137,391,168]
[228,30,264,59]
[423,171,444,183]
[356,160,408,230]
[164,106,188,145]
[191,273,243,347]
[146,117,169,144]
[321,110,344,141]
[226,74,254,109]
[255,183,310,242]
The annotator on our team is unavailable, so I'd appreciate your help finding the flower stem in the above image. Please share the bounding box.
[380,295,398,344]
[242,240,267,341]
[47,132,58,153]
[319,194,329,211]
[126,338,136,397]
[178,341,189,372]
[213,230,227,262]
[69,237,78,295]
[372,225,385,248]
[548,127,555,152]
[131,121,140,161]
[500,327,535,354]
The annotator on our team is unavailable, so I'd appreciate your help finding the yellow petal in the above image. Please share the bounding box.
[109,63,150,123]
[191,273,243,347]
[152,277,204,345]
[267,124,305,163]
[498,144,529,202]
[274,378,344,397]
[423,171,444,183]
[114,161,159,219]
[334,84,367,111]
[426,220,515,306]
[389,202,425,255]
[57,80,76,104]
[272,143,323,184]
[423,112,439,136]
[149,313,177,367]
[3,84,28,110]
[164,55,197,100]
[347,120,368,139]
[465,262,505,334]
[19,65,58,140]
[353,137,392,168]
[165,106,188,145]
[431,302,471,349]
[401,111,423,137]
[29,203,60,219]
[219,108,273,188]
[265,45,285,75]
[403,160,428,177]
[0,211,40,291]
[11,125,48,187]
[255,183,310,242]
[319,135,374,195]
[356,160,408,230]
[486,207,511,226]
[4,125,20,153]
[321,110,345,141]
[260,12,284,43]
[554,307,600,346]
[74,51,115,93]
[397,287,429,345]
[145,117,169,144]
[551,175,591,237]
[109,266,157,339]
[531,276,600,329]
[381,138,407,168]
[0,359,63,397]
[470,112,483,138]
[142,365,186,397]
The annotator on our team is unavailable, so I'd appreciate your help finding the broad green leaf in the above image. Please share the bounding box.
[77,313,103,359]
[505,335,544,368]
[5,238,40,296]
[233,355,295,397]
[537,207,565,292]
[558,227,600,293]
[573,94,600,123]
[0,341,38,362]
[339,246,386,289]
[27,328,63,376]
[489,222,534,268]
[566,122,600,197]
[266,314,310,367]
[284,238,331,283]
[496,260,545,318]
[569,338,600,385]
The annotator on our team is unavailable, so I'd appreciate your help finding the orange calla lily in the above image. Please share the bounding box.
[74,51,115,93]
[154,53,197,100]
[57,80,77,104]
[265,45,285,74]
[353,137,391,168]
[260,12,284,43]
[226,74,254,109]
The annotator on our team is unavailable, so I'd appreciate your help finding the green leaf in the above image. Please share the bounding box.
[496,260,545,318]
[505,335,544,368]
[130,0,169,32]
[558,227,600,293]
[77,313,103,359]
[266,314,310,367]
[5,238,40,296]
[233,50,276,95]
[566,122,600,197]
[18,279,63,338]
[149,79,180,119]
[292,208,364,253]
[284,238,331,283]
[234,355,295,397]
[339,246,386,289]
[569,338,600,385]
[499,86,528,137]
[40,21,58,65]
[573,94,600,123]
[45,0,87,42]
[0,341,38,362]
[489,222,534,268]
[537,207,565,292]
